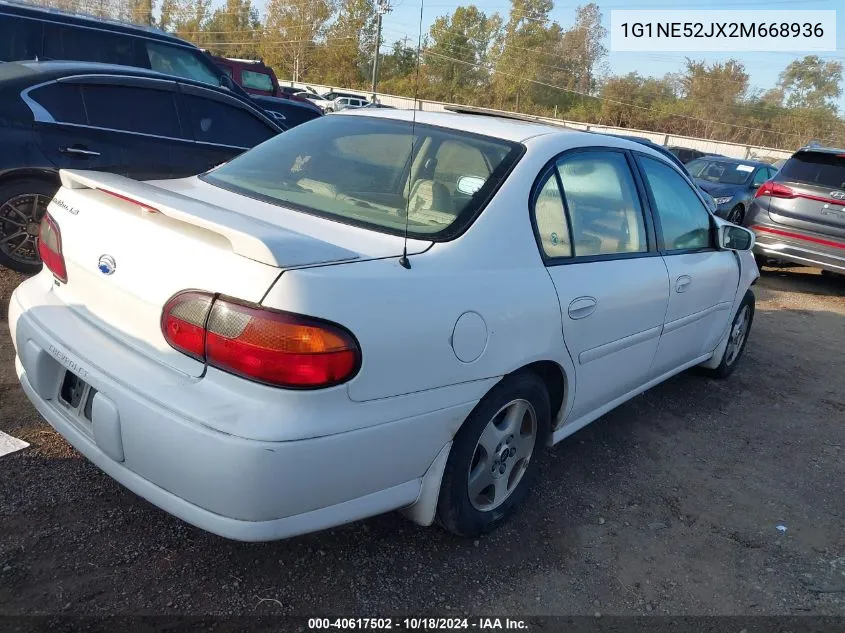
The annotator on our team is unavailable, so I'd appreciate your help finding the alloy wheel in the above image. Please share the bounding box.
[467,399,537,512]
[0,193,48,267]
[725,305,750,366]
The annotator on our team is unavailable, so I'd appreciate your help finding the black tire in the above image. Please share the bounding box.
[728,204,745,225]
[701,290,755,379]
[0,178,58,274]
[754,253,767,271]
[436,371,551,537]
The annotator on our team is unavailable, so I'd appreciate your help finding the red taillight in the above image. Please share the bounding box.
[755,180,795,199]
[37,212,67,282]
[161,292,361,389]
[160,291,214,361]
[98,188,159,214]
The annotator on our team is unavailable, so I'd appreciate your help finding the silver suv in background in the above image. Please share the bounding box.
[744,145,845,275]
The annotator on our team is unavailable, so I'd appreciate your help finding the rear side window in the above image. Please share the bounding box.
[145,41,220,86]
[28,83,86,124]
[42,24,136,66]
[0,16,42,61]
[639,156,712,251]
[242,69,273,92]
[533,172,571,258]
[183,94,276,147]
[557,152,647,256]
[779,152,845,190]
[81,84,182,137]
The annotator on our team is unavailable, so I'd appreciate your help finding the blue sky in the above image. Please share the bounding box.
[371,0,845,111]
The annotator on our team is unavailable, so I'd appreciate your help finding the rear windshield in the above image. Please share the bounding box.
[779,151,845,190]
[686,158,755,185]
[242,69,273,92]
[201,115,523,239]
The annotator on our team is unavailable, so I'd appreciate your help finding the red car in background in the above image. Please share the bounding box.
[209,55,316,107]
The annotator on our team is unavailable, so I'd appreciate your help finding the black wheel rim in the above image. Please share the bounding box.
[729,206,744,224]
[0,193,49,267]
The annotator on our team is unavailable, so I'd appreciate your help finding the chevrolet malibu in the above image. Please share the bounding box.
[9,110,759,541]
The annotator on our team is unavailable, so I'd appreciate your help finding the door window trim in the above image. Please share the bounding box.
[529,146,659,266]
[23,78,192,142]
[632,150,717,255]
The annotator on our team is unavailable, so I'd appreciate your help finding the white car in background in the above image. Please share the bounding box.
[298,91,332,111]
[9,109,759,542]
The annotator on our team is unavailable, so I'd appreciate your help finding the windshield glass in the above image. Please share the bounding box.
[202,116,522,238]
[686,159,755,185]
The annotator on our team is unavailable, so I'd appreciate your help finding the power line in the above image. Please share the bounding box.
[420,48,811,141]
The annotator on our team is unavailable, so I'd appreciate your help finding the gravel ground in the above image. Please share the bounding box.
[1,265,844,617]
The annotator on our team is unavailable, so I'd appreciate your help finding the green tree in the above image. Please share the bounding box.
[204,0,261,59]
[424,5,501,103]
[313,0,377,88]
[558,3,606,95]
[492,0,554,110]
[260,0,333,82]
[778,55,843,111]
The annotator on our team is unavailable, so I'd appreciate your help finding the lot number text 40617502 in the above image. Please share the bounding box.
[307,617,529,630]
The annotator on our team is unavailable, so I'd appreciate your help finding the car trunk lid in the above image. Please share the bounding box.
[46,170,427,377]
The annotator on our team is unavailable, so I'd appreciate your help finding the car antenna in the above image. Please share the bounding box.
[398,0,425,270]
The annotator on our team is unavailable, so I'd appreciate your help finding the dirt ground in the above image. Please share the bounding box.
[1,265,843,617]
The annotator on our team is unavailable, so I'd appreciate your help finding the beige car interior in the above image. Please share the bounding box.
[535,157,647,258]
[293,135,492,228]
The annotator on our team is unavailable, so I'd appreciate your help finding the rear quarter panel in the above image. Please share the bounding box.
[260,136,579,405]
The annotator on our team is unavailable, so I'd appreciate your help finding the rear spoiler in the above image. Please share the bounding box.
[59,170,360,268]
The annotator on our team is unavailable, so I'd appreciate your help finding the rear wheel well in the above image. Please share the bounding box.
[0,169,59,192]
[512,361,567,422]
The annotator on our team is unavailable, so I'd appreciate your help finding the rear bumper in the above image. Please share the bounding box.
[749,223,845,274]
[8,276,474,541]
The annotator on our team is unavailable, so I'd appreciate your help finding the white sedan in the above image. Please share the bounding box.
[9,110,759,541]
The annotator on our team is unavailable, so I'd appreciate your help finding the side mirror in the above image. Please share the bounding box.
[718,224,755,251]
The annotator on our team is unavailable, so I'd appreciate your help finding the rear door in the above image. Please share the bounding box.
[175,84,280,174]
[767,150,845,239]
[74,77,189,180]
[25,81,128,174]
[534,148,670,420]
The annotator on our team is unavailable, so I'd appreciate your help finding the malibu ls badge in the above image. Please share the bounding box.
[98,254,117,276]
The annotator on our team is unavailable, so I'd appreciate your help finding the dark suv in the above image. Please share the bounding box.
[0,1,244,96]
[744,145,845,275]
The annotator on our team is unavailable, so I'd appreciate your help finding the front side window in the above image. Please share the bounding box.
[639,156,712,251]
[751,167,768,187]
[183,94,276,148]
[556,151,647,257]
[241,69,273,92]
[202,116,522,238]
[145,41,220,85]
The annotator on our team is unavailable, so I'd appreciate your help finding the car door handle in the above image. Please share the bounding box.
[675,275,692,293]
[568,296,597,320]
[59,146,101,157]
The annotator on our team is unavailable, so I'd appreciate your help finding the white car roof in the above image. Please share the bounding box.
[340,108,592,144]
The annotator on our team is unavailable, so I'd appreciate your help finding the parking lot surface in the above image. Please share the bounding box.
[1,266,843,616]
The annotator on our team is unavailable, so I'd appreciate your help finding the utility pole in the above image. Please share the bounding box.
[371,0,391,100]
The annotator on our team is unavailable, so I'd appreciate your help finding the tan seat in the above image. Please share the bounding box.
[296,178,338,199]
